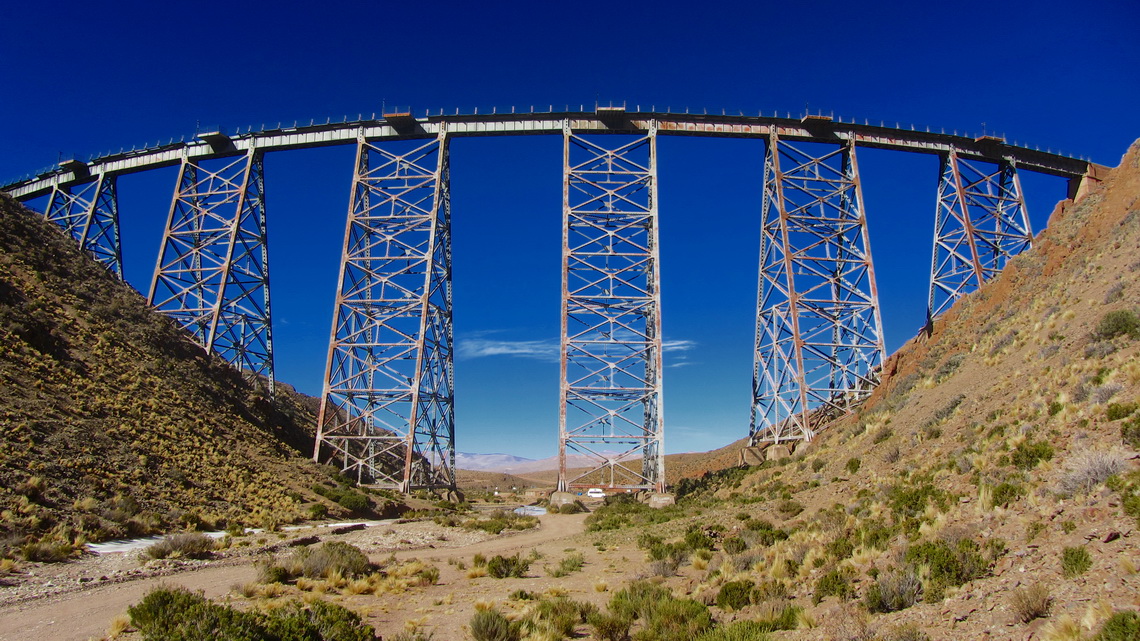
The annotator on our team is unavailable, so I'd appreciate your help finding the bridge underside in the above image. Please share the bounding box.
[5,108,1096,491]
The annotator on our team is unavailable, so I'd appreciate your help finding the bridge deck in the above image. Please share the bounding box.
[3,110,1094,200]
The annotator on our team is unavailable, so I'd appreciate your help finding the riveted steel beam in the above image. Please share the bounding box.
[928,150,1031,320]
[148,146,275,393]
[42,172,123,278]
[315,128,454,491]
[751,134,885,444]
[559,121,665,493]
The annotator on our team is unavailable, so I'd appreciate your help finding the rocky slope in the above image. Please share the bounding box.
[0,194,392,554]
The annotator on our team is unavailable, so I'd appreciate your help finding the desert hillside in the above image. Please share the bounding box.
[0,194,397,556]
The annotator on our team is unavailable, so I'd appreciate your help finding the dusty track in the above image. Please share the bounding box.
[0,512,592,641]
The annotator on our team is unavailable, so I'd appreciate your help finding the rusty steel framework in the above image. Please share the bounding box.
[4,109,1099,492]
[750,134,885,445]
[148,147,275,393]
[559,123,665,492]
[314,130,454,491]
[928,150,1032,320]
[43,172,123,277]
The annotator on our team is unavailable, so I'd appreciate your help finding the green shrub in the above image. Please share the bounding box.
[588,611,633,641]
[811,459,826,472]
[1106,402,1138,421]
[991,482,1024,507]
[1048,401,1065,416]
[1061,546,1092,578]
[558,501,587,514]
[774,499,804,518]
[846,458,861,474]
[20,540,77,562]
[469,608,520,641]
[904,538,988,601]
[813,567,853,604]
[530,597,593,637]
[635,597,712,641]
[144,532,215,560]
[888,483,948,518]
[1093,310,1140,340]
[1092,611,1140,641]
[487,553,530,579]
[308,503,329,519]
[1011,440,1054,470]
[695,620,773,640]
[1123,415,1140,449]
[610,580,672,620]
[722,537,747,555]
[548,552,585,577]
[715,580,754,611]
[289,541,371,579]
[684,526,716,551]
[128,587,375,641]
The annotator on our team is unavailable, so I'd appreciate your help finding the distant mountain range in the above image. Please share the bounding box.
[455,451,636,474]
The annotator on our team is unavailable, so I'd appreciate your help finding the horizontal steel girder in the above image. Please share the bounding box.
[315,130,455,491]
[43,173,123,277]
[148,147,275,393]
[559,123,665,493]
[928,150,1032,320]
[751,135,885,444]
[5,111,1093,201]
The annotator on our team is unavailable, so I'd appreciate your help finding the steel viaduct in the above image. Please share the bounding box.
[1,106,1101,494]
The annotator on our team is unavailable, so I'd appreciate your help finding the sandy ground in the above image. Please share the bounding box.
[0,509,613,641]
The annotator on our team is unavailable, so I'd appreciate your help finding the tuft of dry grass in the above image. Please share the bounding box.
[1010,583,1053,623]
[1058,448,1126,495]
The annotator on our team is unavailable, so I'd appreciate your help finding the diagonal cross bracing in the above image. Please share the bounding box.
[315,130,454,491]
[43,173,123,277]
[751,135,885,444]
[559,123,665,493]
[148,147,275,393]
[928,150,1031,320]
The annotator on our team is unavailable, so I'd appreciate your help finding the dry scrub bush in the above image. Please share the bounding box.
[143,532,215,560]
[1010,583,1053,623]
[1058,448,1126,495]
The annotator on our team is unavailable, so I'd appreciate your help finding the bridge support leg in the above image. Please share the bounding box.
[148,147,275,394]
[558,122,666,494]
[315,129,455,492]
[751,134,885,446]
[928,150,1031,320]
[44,173,123,278]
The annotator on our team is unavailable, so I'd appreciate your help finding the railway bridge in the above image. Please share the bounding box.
[1,106,1101,494]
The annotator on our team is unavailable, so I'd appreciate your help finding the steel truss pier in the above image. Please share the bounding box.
[43,172,123,277]
[929,149,1032,320]
[559,123,665,493]
[4,108,1101,489]
[314,130,455,491]
[148,146,275,393]
[750,134,885,445]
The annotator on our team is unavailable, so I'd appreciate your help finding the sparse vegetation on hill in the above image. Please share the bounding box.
[0,194,400,555]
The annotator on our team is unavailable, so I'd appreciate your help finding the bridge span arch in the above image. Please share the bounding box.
[2,107,1100,493]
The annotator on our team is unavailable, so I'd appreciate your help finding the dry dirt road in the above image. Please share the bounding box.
[0,512,598,641]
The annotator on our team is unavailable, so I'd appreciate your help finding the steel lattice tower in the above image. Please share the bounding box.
[315,129,455,491]
[928,149,1031,320]
[559,122,665,493]
[751,134,885,444]
[43,172,123,277]
[148,146,275,394]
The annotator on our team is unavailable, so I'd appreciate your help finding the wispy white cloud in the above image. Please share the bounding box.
[457,337,560,361]
[662,339,696,352]
[457,333,697,364]
[666,361,696,368]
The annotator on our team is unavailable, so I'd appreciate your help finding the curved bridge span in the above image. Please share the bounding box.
[2,108,1101,494]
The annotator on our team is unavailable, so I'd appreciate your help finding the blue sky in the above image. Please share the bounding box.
[1,1,1137,459]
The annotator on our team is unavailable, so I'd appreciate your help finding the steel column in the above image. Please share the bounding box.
[148,147,275,393]
[314,129,455,491]
[928,150,1032,319]
[43,173,123,277]
[751,134,885,445]
[558,122,665,493]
